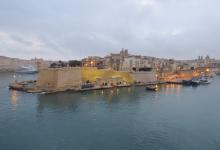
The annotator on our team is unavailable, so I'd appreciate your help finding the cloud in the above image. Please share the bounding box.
[0,0,220,60]
[0,31,63,60]
[132,0,157,8]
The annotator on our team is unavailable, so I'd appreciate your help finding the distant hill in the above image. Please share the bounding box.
[0,56,9,59]
[0,56,50,72]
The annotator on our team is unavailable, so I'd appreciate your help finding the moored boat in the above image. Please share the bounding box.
[199,77,212,84]
[81,83,95,89]
[182,80,192,86]
[190,76,201,86]
[145,85,158,91]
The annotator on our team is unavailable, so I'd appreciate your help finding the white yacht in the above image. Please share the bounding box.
[16,65,38,74]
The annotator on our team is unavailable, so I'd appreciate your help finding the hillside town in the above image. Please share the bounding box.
[4,49,220,94]
[1,49,220,73]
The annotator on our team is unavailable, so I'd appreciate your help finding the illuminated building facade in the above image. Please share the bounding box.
[82,56,105,69]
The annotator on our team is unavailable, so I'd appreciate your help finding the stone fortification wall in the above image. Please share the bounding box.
[131,71,157,83]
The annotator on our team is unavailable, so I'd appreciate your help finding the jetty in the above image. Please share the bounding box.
[8,80,165,94]
[8,65,214,94]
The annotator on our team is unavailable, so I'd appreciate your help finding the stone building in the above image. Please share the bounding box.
[104,48,129,70]
[131,71,157,83]
[36,67,82,89]
[36,66,158,91]
[81,67,133,84]
[37,67,134,90]
[121,56,151,71]
[96,77,124,87]
[81,56,105,69]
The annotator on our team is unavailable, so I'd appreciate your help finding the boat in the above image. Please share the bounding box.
[191,79,200,86]
[9,83,25,91]
[145,85,158,91]
[182,80,192,86]
[191,77,200,86]
[182,77,200,86]
[199,76,211,84]
[16,65,38,74]
[81,83,95,89]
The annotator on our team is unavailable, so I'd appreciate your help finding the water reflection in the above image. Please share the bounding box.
[37,87,141,112]
[10,90,20,107]
[2,73,220,150]
[159,84,182,95]
[37,92,83,113]
[36,85,183,113]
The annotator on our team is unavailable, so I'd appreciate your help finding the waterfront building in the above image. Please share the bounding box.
[36,66,157,91]
[95,76,125,87]
[82,56,105,69]
[81,67,133,85]
[121,56,151,72]
[131,71,157,83]
[36,67,82,89]
[36,67,133,90]
[193,55,217,68]
[104,48,129,71]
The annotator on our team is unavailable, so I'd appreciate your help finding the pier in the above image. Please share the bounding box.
[8,80,166,94]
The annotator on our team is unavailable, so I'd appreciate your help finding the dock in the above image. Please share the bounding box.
[8,80,169,95]
[166,81,183,84]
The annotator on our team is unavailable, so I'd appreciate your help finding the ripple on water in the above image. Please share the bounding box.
[1,74,220,150]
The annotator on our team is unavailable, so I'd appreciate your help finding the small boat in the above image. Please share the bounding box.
[191,77,200,86]
[191,79,200,86]
[145,85,158,91]
[16,65,38,74]
[9,83,25,91]
[81,83,95,89]
[182,80,192,86]
[199,77,211,84]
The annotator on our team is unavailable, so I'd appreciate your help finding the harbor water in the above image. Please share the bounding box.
[1,73,220,150]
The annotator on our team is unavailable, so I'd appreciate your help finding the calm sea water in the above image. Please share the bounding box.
[1,73,220,150]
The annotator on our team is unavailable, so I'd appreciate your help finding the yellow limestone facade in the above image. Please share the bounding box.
[37,67,156,90]
[81,67,133,84]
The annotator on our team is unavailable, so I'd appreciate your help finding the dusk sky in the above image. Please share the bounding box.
[0,0,220,60]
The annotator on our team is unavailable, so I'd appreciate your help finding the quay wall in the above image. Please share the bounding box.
[36,67,158,91]
[37,67,82,89]
[216,68,220,75]
[57,68,81,88]
[131,71,156,83]
[37,69,58,88]
[81,67,133,83]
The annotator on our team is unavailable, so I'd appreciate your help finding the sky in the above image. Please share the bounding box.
[0,0,220,60]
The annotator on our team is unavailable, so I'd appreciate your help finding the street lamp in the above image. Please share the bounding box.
[91,61,94,67]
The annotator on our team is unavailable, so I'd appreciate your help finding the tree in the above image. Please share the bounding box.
[50,63,57,68]
[68,60,82,67]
